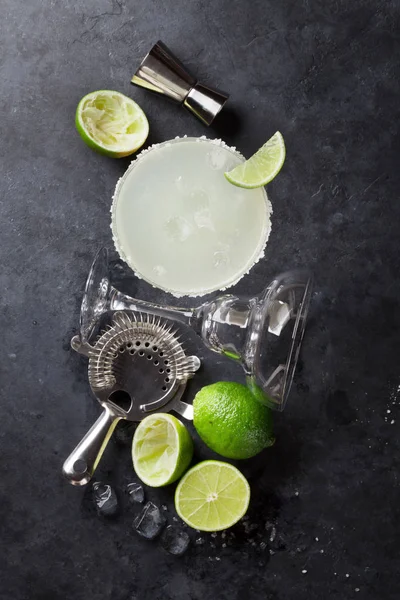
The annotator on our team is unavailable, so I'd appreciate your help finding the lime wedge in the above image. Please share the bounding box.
[75,90,149,158]
[224,131,286,188]
[175,460,250,531]
[132,413,193,487]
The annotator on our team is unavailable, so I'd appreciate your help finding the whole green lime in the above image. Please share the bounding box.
[193,382,275,460]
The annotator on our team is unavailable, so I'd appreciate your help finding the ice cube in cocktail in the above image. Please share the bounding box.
[111,137,272,296]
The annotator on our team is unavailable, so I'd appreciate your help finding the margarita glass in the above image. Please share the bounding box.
[111,137,272,297]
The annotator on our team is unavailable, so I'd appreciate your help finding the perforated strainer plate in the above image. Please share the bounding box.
[88,312,200,421]
[63,311,200,486]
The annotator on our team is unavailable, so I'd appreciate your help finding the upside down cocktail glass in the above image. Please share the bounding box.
[75,248,312,411]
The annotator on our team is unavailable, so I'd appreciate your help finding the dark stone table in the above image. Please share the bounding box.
[1,1,399,598]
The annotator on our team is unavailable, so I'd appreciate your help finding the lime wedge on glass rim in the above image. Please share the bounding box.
[175,460,250,531]
[132,413,193,487]
[75,90,149,158]
[224,131,286,188]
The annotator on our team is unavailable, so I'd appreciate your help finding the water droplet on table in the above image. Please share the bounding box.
[264,521,286,551]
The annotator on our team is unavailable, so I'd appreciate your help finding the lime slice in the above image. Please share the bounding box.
[132,413,193,487]
[224,131,285,188]
[175,460,250,531]
[75,90,149,158]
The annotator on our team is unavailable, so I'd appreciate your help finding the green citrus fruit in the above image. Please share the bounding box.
[224,131,285,188]
[76,90,149,158]
[132,413,193,487]
[175,460,250,531]
[193,382,275,459]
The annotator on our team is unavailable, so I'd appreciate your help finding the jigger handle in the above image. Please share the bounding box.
[62,407,120,486]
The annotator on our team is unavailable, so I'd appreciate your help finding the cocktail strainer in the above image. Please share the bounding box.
[63,311,200,486]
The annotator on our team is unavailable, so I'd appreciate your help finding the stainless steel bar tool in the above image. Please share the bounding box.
[131,40,229,126]
[63,311,200,486]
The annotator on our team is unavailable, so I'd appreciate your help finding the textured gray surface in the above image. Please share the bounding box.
[1,0,400,599]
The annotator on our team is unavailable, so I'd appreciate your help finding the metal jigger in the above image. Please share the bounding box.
[131,40,229,126]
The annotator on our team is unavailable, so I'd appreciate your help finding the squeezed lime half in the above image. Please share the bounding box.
[76,90,149,158]
[132,413,193,487]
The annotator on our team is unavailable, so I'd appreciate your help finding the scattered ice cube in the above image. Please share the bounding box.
[93,482,119,517]
[126,481,145,504]
[260,541,267,550]
[133,502,166,539]
[160,524,190,556]
[114,421,136,446]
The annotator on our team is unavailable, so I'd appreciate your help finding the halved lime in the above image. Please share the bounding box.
[175,460,250,531]
[224,131,286,188]
[75,90,149,158]
[132,413,193,487]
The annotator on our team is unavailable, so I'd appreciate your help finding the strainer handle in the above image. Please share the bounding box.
[62,407,120,486]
